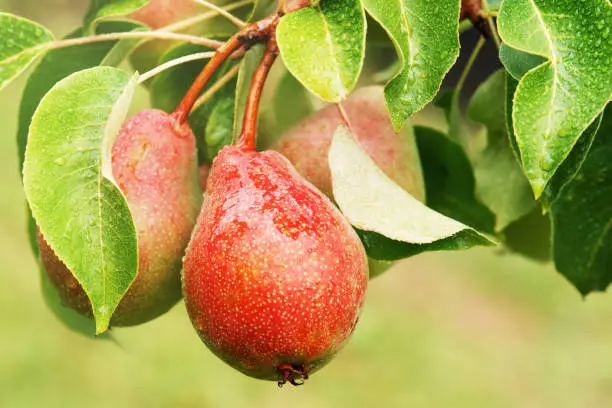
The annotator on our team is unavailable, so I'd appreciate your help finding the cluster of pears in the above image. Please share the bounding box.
[39,84,421,384]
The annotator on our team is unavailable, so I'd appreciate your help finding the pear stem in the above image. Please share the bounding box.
[172,14,279,124]
[277,363,309,387]
[236,36,279,152]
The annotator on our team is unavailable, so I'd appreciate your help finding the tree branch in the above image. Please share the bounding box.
[237,36,279,151]
[172,13,279,124]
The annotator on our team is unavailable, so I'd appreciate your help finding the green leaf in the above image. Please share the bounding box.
[85,0,150,27]
[505,74,521,159]
[233,44,265,137]
[498,0,612,197]
[98,20,149,67]
[0,13,54,92]
[540,113,603,210]
[551,144,612,295]
[499,43,546,80]
[272,69,315,134]
[206,97,235,160]
[17,27,144,331]
[38,263,99,337]
[18,23,147,175]
[415,126,495,234]
[276,0,366,102]
[357,228,492,261]
[468,70,536,231]
[330,126,494,259]
[441,88,488,160]
[23,67,139,334]
[593,104,612,149]
[363,0,461,130]
[502,207,551,262]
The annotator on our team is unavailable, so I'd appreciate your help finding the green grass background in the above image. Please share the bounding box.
[2,1,612,407]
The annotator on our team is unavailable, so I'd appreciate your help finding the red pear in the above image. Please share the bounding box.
[128,0,203,75]
[286,0,311,12]
[272,86,423,278]
[182,145,368,385]
[128,0,200,29]
[38,109,202,326]
[272,86,425,201]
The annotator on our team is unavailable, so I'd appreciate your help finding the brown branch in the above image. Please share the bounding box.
[236,36,280,152]
[460,0,491,38]
[172,14,279,124]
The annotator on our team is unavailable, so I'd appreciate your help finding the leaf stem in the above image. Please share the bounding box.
[190,0,247,27]
[237,37,279,151]
[49,31,224,50]
[1,31,223,68]
[480,0,501,49]
[455,35,485,102]
[172,13,279,124]
[335,103,354,132]
[138,51,216,84]
[192,64,241,111]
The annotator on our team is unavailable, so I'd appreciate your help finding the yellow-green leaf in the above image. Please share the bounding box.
[277,0,366,102]
[23,67,139,334]
[498,0,612,197]
[330,125,494,257]
[0,12,54,92]
[363,0,461,130]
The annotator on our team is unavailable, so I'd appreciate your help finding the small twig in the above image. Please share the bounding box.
[2,31,223,68]
[190,0,247,28]
[172,37,245,124]
[335,103,355,133]
[138,51,216,84]
[172,14,279,124]
[50,31,222,49]
[480,0,501,49]
[460,0,491,38]
[192,64,241,111]
[455,35,485,102]
[237,36,279,151]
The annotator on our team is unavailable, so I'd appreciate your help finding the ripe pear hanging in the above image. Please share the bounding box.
[38,109,201,326]
[182,144,368,385]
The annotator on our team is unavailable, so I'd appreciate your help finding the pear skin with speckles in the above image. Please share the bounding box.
[182,145,368,384]
[38,109,202,326]
[272,86,423,278]
[272,86,425,202]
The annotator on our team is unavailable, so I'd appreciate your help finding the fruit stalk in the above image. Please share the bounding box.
[237,36,279,151]
[172,13,280,124]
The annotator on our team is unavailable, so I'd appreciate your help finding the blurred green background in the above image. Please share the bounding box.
[2,1,612,407]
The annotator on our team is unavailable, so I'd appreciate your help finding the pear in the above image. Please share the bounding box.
[286,0,311,12]
[272,86,425,202]
[38,109,201,326]
[182,145,368,385]
[128,0,199,29]
[127,0,204,75]
[272,86,424,278]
